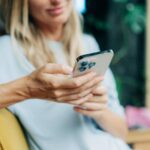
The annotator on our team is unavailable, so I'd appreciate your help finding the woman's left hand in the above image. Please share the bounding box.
[74,85,108,119]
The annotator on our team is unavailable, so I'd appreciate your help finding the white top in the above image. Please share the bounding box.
[0,35,131,150]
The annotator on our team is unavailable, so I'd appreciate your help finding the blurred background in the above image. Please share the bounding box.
[0,0,149,149]
[76,0,146,108]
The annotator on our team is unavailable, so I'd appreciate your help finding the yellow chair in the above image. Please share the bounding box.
[0,109,29,150]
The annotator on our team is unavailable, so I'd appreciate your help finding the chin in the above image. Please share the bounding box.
[49,16,68,25]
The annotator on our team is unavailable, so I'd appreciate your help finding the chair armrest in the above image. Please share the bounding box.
[0,109,29,150]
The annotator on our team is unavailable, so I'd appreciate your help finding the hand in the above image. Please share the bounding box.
[26,63,103,105]
[74,85,128,140]
[74,86,108,118]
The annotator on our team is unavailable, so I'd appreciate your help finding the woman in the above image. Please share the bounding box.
[0,0,131,149]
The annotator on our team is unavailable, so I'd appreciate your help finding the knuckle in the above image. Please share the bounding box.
[74,97,87,105]
[76,93,83,99]
[57,64,64,71]
[53,91,61,97]
[44,64,51,70]
[51,91,56,98]
[78,85,86,91]
[72,80,81,87]
[39,74,46,81]
[51,81,58,88]
[33,73,45,85]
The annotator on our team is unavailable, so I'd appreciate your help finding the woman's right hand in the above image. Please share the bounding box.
[26,63,103,105]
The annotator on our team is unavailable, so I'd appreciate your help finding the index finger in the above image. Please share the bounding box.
[46,72,102,89]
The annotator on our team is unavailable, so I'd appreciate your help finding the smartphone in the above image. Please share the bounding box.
[73,50,114,77]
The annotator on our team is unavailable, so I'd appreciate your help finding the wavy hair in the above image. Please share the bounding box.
[0,0,83,68]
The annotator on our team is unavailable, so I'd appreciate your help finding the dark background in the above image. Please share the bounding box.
[83,0,146,107]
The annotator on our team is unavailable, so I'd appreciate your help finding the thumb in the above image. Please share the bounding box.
[92,86,107,95]
[44,63,73,75]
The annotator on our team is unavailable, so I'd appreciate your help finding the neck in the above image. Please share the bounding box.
[37,22,63,41]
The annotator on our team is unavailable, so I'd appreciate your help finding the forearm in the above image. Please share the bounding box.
[0,77,30,109]
[93,108,128,140]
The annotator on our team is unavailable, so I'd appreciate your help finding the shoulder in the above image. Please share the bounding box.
[82,34,97,44]
[0,35,12,53]
[0,35,14,64]
[0,35,11,45]
[82,34,100,54]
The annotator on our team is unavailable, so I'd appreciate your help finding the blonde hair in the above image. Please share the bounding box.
[0,0,83,68]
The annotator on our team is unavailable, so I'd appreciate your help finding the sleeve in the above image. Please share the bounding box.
[102,69,125,117]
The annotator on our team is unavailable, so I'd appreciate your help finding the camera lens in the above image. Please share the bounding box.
[92,62,96,66]
[81,61,88,66]
[88,62,96,69]
[79,66,87,72]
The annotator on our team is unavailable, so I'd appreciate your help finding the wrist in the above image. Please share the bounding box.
[15,76,32,100]
[2,76,31,102]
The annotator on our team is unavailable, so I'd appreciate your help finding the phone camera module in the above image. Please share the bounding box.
[88,62,96,69]
[81,61,88,66]
[79,66,87,72]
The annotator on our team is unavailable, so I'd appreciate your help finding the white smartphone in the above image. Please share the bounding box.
[73,50,114,77]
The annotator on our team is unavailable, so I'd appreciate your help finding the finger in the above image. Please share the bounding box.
[88,95,108,103]
[57,86,94,102]
[43,63,73,75]
[45,72,102,89]
[74,107,99,117]
[92,86,107,95]
[51,77,101,98]
[77,102,107,111]
[74,76,102,94]
[64,72,100,88]
[67,94,93,105]
[50,83,97,99]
